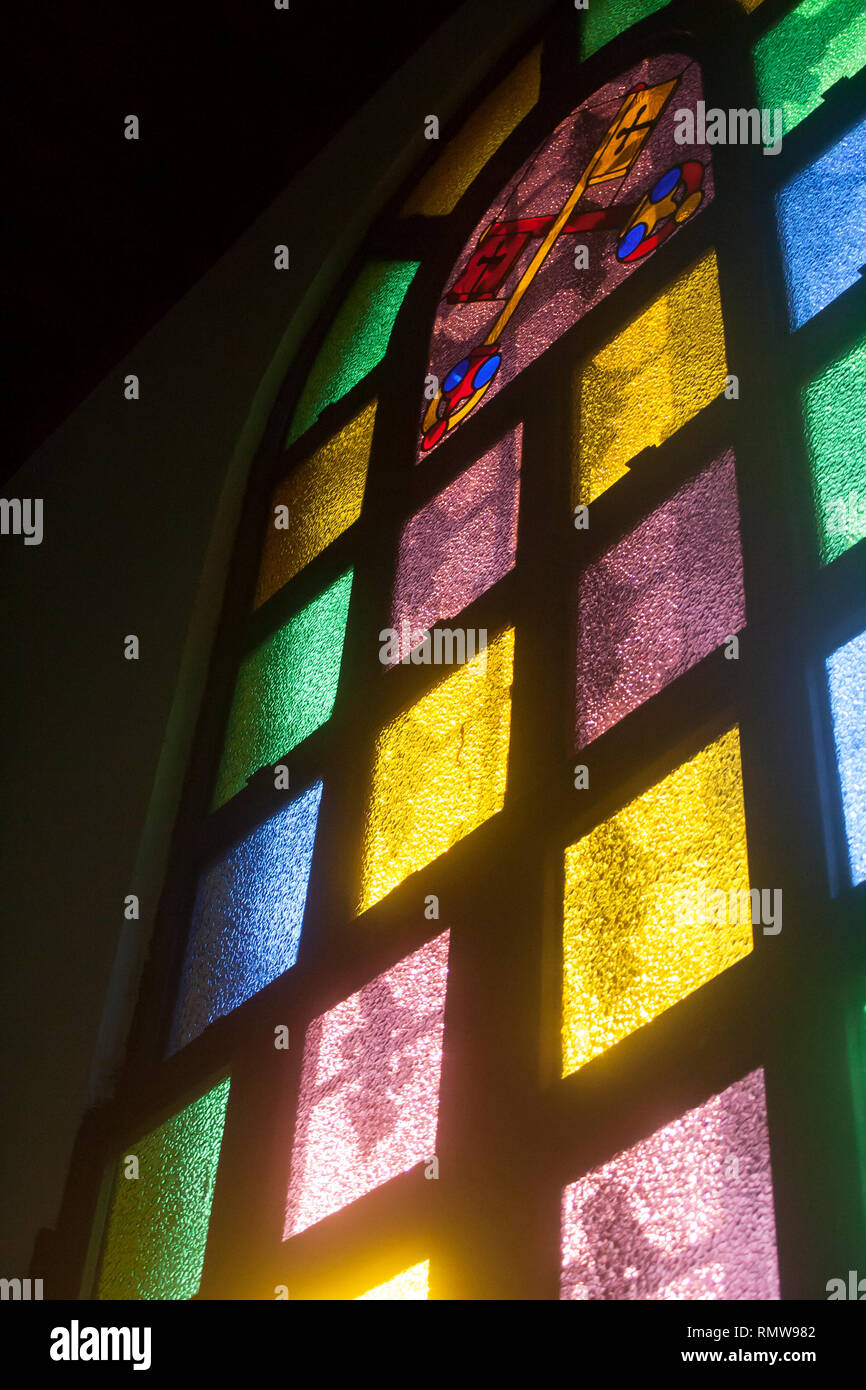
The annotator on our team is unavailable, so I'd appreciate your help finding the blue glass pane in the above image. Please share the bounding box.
[776,117,866,330]
[170,782,323,1052]
[827,629,866,887]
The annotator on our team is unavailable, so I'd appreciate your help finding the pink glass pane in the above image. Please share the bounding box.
[283,931,449,1236]
[418,54,713,458]
[388,428,521,665]
[576,449,745,747]
[561,1069,780,1300]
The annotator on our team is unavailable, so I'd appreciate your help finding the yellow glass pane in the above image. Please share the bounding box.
[255,400,375,608]
[737,0,765,10]
[562,727,753,1077]
[573,250,728,506]
[401,49,541,217]
[358,629,514,912]
[357,1261,430,1300]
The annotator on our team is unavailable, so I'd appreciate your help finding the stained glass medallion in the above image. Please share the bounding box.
[418,54,714,457]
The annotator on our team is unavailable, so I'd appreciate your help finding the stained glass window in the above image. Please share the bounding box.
[213,570,352,808]
[572,250,728,506]
[561,1070,779,1300]
[754,0,866,135]
[802,331,866,566]
[98,1078,231,1300]
[287,262,419,446]
[776,117,866,330]
[418,55,714,457]
[63,0,866,1314]
[359,630,514,912]
[576,450,745,745]
[256,402,375,607]
[170,783,323,1053]
[284,932,449,1235]
[826,627,866,887]
[562,727,753,1076]
[401,50,541,217]
[387,427,521,666]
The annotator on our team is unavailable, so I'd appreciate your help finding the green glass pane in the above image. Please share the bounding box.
[287,262,419,445]
[802,333,866,565]
[98,1077,230,1300]
[754,0,866,135]
[214,570,353,808]
[581,0,669,59]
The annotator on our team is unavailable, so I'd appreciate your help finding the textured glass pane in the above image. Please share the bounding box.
[402,51,540,217]
[736,0,766,9]
[562,727,753,1076]
[388,428,521,666]
[573,250,728,505]
[284,932,449,1235]
[214,571,352,809]
[170,784,323,1053]
[754,0,866,135]
[576,450,745,745]
[98,1078,231,1300]
[581,0,669,59]
[561,1070,779,1300]
[418,55,713,457]
[802,332,866,565]
[257,402,375,607]
[359,630,514,912]
[776,118,866,330]
[357,1261,430,1300]
[826,627,866,886]
[288,262,419,445]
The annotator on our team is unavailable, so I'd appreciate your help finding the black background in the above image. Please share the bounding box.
[6,0,465,483]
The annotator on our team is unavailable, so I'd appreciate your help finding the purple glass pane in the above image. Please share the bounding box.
[418,54,713,458]
[576,450,745,746]
[388,428,521,665]
[561,1069,779,1301]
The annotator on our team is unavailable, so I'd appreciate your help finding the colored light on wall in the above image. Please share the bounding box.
[170,784,323,1053]
[826,627,866,886]
[802,332,866,566]
[573,251,728,506]
[98,1077,231,1300]
[562,727,753,1076]
[561,1070,779,1299]
[776,118,866,330]
[401,51,540,217]
[288,262,419,445]
[213,570,352,809]
[389,428,521,665]
[256,402,375,608]
[284,932,449,1236]
[359,629,514,912]
[754,0,866,135]
[357,1261,430,1300]
[581,0,669,59]
[576,450,745,745]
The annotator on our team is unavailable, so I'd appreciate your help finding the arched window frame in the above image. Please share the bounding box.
[52,0,866,1302]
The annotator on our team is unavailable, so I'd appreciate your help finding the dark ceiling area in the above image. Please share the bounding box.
[6,0,466,484]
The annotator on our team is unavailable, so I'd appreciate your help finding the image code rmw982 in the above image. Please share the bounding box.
[756,1328,816,1338]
